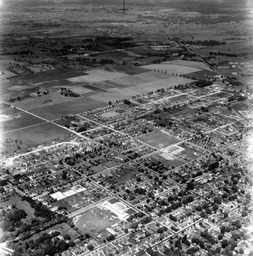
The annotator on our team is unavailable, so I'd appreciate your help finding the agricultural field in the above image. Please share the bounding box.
[93,50,138,62]
[184,70,219,80]
[0,108,45,133]
[142,60,212,75]
[192,39,253,57]
[68,69,127,84]
[90,76,193,103]
[30,98,106,120]
[2,122,72,155]
[110,71,170,86]
[108,64,148,75]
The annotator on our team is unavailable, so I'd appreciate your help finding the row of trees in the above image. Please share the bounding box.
[182,40,226,46]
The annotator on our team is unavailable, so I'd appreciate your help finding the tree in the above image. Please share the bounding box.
[63,234,71,241]
[206,208,212,215]
[200,211,207,218]
[218,234,223,240]
[87,244,94,251]
[106,234,115,241]
[169,214,177,222]
[214,196,222,204]
[221,239,229,248]
[239,248,244,255]
[130,222,138,229]
[123,99,131,105]
[241,210,248,217]
[212,204,219,211]
[186,180,194,190]
[157,227,164,234]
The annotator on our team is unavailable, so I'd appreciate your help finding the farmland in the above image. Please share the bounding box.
[2,122,72,152]
[142,60,212,75]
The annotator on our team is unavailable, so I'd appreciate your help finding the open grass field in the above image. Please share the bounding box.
[74,206,118,236]
[184,70,219,79]
[111,71,172,86]
[3,122,72,149]
[111,74,148,87]
[177,143,204,159]
[163,60,212,71]
[135,71,173,80]
[1,110,45,133]
[156,153,186,168]
[193,39,253,56]
[108,64,148,75]
[138,76,193,89]
[30,97,106,120]
[139,130,181,149]
[8,68,85,88]
[142,62,203,75]
[94,50,136,62]
[231,101,251,111]
[90,76,193,103]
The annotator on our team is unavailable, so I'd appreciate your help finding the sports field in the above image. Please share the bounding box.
[139,130,181,149]
[73,206,118,235]
[101,111,119,118]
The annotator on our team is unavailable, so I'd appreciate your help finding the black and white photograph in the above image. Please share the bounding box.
[0,0,253,255]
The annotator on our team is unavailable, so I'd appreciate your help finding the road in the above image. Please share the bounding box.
[0,243,14,256]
